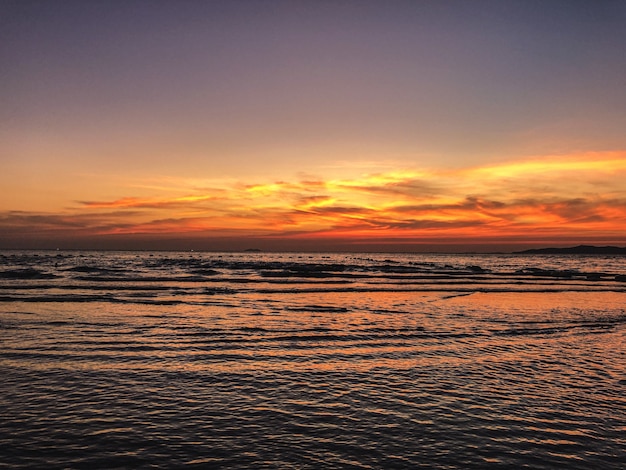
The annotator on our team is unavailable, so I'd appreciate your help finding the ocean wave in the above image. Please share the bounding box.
[0,268,58,280]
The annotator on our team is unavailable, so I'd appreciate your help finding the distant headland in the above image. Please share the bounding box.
[515,245,626,255]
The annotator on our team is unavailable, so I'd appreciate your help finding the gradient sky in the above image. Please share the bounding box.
[2,0,626,251]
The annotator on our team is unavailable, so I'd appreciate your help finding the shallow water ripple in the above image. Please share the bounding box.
[1,252,625,468]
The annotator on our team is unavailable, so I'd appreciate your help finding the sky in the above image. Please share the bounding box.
[2,0,626,252]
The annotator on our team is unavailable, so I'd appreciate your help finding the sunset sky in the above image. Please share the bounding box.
[2,0,626,252]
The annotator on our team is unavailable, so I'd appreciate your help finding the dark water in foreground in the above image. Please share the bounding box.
[1,251,625,469]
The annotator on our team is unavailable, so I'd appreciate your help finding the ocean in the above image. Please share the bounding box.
[1,250,625,469]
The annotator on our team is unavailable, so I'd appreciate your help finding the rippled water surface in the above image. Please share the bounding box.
[1,251,625,469]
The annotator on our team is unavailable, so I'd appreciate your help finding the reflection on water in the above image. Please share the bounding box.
[1,251,625,468]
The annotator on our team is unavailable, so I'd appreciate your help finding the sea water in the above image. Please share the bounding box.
[1,251,625,469]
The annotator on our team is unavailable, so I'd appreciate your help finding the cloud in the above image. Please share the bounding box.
[2,152,626,249]
[80,194,219,209]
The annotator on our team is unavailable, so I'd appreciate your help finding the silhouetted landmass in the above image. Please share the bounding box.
[515,245,626,255]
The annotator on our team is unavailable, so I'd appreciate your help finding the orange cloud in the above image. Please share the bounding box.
[81,194,217,209]
[2,152,626,250]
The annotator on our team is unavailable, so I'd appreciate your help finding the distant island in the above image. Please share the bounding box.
[515,245,626,255]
